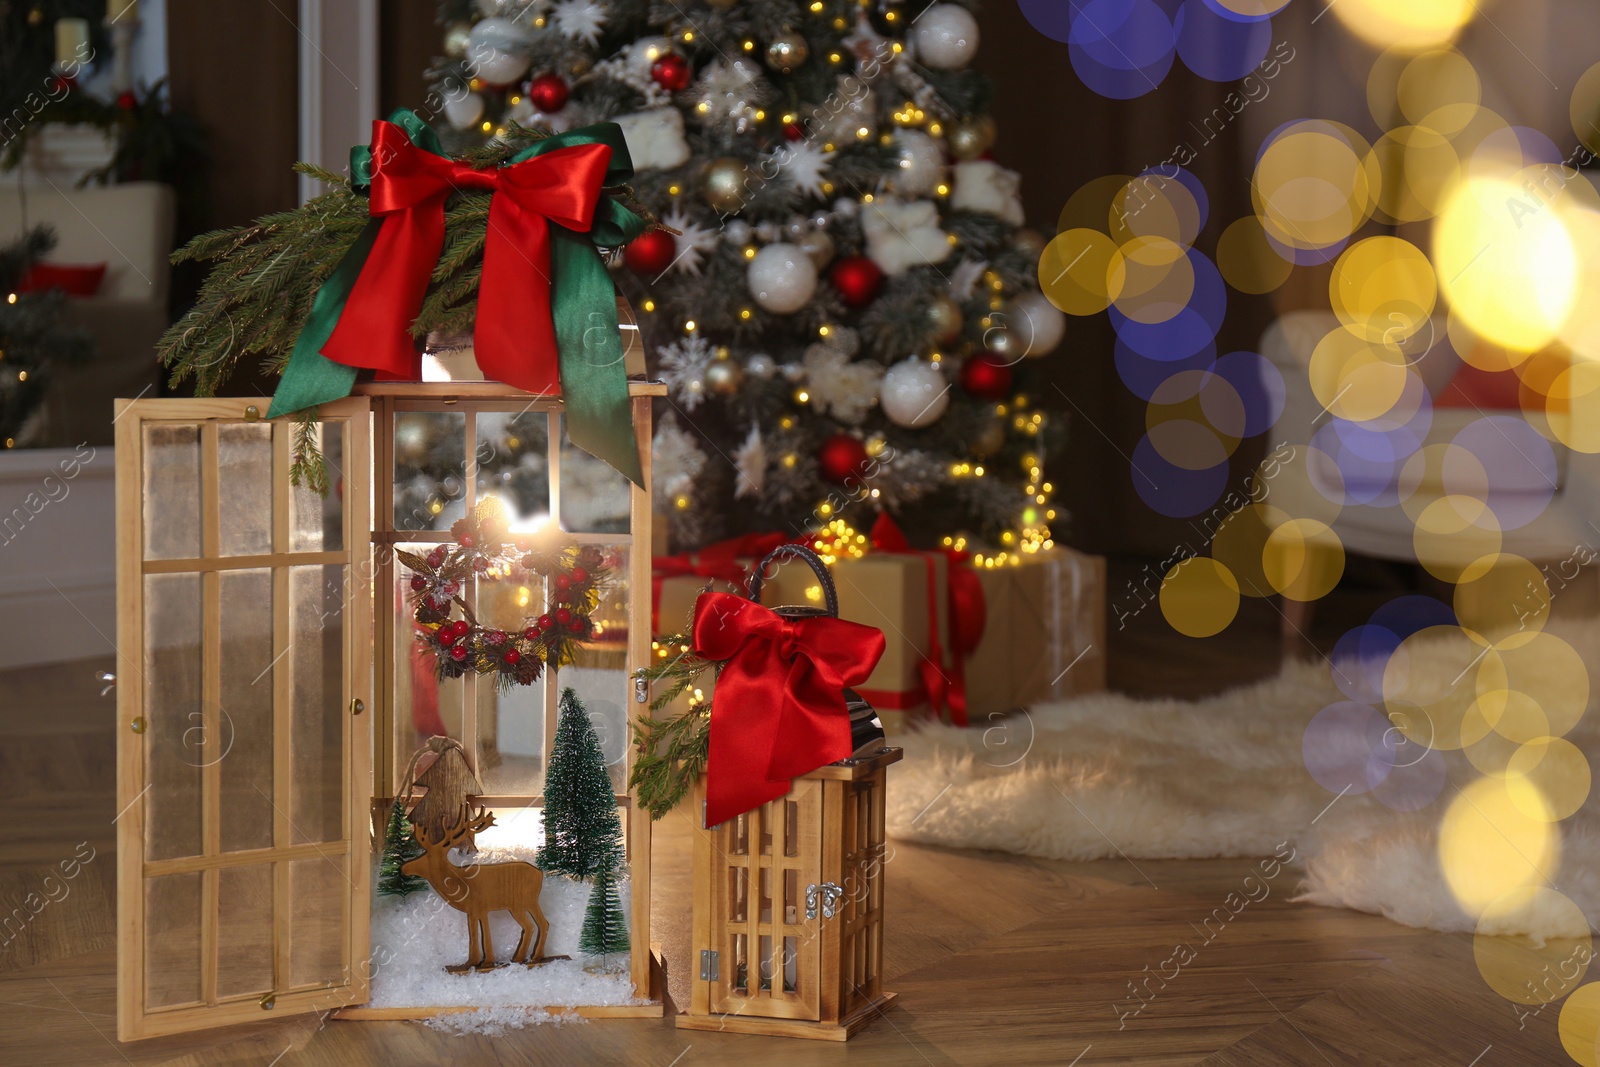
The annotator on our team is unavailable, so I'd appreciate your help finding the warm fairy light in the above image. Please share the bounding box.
[642,299,656,312]
[810,1,823,10]
[480,120,493,133]
[16,370,26,382]
[429,500,444,515]
[744,246,757,259]
[517,586,531,608]
[829,52,842,64]
[887,11,899,22]
[739,308,752,320]
[856,126,870,139]
[780,416,794,430]
[509,95,521,104]
[782,113,796,124]
[743,39,755,51]
[5,293,14,304]
[755,110,766,121]
[818,502,833,516]
[862,193,874,204]
[974,465,985,476]
[796,389,811,403]
[3,438,12,448]
[819,324,831,337]
[927,121,942,136]
[675,495,690,510]
[682,30,694,41]
[821,181,835,195]
[833,17,846,30]
[811,517,866,565]
[668,184,681,195]
[782,453,797,467]
[684,319,697,331]
[936,183,949,196]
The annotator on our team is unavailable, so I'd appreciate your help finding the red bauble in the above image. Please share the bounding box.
[116,90,138,110]
[650,53,692,92]
[830,256,884,308]
[624,229,677,275]
[959,352,1014,401]
[783,122,805,141]
[818,433,871,484]
[528,73,570,112]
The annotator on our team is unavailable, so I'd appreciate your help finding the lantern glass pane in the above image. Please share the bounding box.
[143,571,202,861]
[143,872,202,1009]
[560,542,631,792]
[289,565,345,845]
[557,415,630,535]
[393,411,466,532]
[290,420,345,552]
[142,423,201,560]
[475,411,551,528]
[475,676,546,797]
[216,864,274,997]
[218,422,273,555]
[392,543,465,788]
[289,855,347,988]
[219,567,274,853]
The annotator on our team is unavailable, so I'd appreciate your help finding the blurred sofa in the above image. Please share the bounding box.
[0,180,175,445]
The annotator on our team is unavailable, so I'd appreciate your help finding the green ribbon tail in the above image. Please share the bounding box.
[551,226,645,488]
[266,217,382,419]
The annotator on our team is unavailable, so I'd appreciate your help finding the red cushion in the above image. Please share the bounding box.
[1435,364,1523,410]
[18,262,107,297]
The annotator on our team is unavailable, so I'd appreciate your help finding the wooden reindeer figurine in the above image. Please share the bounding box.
[401,804,556,972]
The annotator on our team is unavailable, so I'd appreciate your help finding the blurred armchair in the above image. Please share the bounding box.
[0,180,175,445]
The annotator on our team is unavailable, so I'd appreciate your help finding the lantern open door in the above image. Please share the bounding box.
[113,397,373,1041]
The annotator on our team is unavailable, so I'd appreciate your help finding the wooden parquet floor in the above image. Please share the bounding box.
[0,653,1573,1066]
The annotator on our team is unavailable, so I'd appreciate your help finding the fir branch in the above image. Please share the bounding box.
[288,410,330,494]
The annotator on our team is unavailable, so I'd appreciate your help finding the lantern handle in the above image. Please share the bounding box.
[746,543,839,618]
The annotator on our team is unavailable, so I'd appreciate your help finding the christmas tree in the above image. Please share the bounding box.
[578,865,630,957]
[377,798,429,897]
[426,0,1066,552]
[537,687,626,881]
[0,227,92,448]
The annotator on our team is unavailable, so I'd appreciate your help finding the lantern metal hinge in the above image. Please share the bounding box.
[700,949,719,981]
[806,882,844,920]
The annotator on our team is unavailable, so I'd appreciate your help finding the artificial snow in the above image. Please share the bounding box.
[423,1006,583,1036]
[368,807,645,1010]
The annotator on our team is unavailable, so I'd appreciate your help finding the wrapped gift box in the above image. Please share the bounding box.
[967,548,1107,714]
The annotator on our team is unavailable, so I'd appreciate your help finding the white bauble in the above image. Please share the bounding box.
[724,219,753,245]
[880,358,950,427]
[444,91,486,131]
[468,17,533,85]
[890,130,945,198]
[1009,290,1067,357]
[911,4,980,70]
[748,244,818,314]
[746,353,777,379]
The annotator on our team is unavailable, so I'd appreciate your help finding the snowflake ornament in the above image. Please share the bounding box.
[861,196,952,275]
[843,15,895,72]
[661,207,719,276]
[659,335,716,411]
[550,0,607,45]
[652,415,708,500]
[692,58,772,133]
[802,329,883,425]
[733,424,767,500]
[770,141,835,200]
[947,257,989,301]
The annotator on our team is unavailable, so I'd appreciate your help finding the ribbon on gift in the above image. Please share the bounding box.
[693,590,885,827]
[651,531,795,631]
[267,109,647,486]
[866,512,986,725]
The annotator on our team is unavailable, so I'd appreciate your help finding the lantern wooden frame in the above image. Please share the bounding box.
[677,746,902,1041]
[113,380,665,1041]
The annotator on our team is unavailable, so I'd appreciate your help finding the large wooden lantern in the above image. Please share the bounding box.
[675,548,903,1041]
[113,349,665,1038]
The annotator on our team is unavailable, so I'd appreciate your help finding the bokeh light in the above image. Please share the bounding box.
[1438,775,1559,915]
[1473,886,1592,1004]
[1159,556,1240,637]
[1330,0,1477,52]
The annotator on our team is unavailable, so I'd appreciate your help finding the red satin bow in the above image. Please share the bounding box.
[693,591,885,827]
[321,119,613,392]
[651,532,795,631]
[869,512,986,725]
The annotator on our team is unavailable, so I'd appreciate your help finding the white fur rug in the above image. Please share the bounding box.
[886,623,1600,940]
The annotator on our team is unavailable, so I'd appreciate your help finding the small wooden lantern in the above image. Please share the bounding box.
[676,550,902,1041]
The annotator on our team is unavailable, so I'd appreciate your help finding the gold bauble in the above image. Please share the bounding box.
[799,229,835,269]
[765,32,810,74]
[442,22,472,59]
[706,359,744,395]
[948,115,997,161]
[926,294,964,345]
[986,323,1020,360]
[27,6,45,27]
[703,157,749,214]
[1014,228,1047,261]
[971,418,1006,458]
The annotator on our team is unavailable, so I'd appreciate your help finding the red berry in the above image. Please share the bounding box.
[523,626,540,641]
[473,557,489,572]
[438,629,458,646]
[555,573,572,591]
[571,566,589,584]
[503,649,521,665]
[784,122,805,141]
[459,535,475,549]
[486,629,507,647]
[521,553,537,570]
[538,614,554,630]
[650,53,692,92]
[554,607,573,625]
[528,72,570,112]
[452,619,471,637]
[569,615,589,633]
[410,575,426,591]
[449,646,468,662]
[427,549,445,566]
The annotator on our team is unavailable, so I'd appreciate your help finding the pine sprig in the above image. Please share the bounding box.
[628,633,724,820]
[288,410,330,493]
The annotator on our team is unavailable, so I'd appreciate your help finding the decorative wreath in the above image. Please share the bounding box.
[401,499,613,688]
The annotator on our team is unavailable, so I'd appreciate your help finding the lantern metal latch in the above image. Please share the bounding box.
[806,882,844,920]
[700,949,719,980]
[633,672,649,704]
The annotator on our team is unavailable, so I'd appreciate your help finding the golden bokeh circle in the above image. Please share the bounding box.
[1159,557,1241,639]
[1438,776,1560,915]
[1473,886,1592,1005]
[1382,625,1484,752]
[1546,360,1600,454]
[1038,229,1120,317]
[1329,235,1437,344]
[1370,125,1462,224]
[1109,235,1196,325]
[1059,174,1135,235]
[1111,174,1203,249]
[1507,736,1592,822]
[1398,49,1481,128]
[1262,519,1344,602]
[1309,326,1410,422]
[1571,63,1600,155]
[1331,0,1476,52]
[1477,631,1588,740]
[1210,503,1290,599]
[1412,497,1502,583]
[1218,216,1295,294]
[1560,982,1600,1067]
[1451,554,1550,641]
[1253,124,1380,251]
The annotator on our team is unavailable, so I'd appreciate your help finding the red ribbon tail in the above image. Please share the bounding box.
[474,197,561,395]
